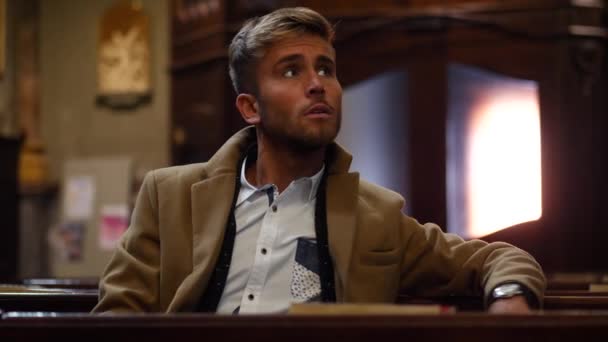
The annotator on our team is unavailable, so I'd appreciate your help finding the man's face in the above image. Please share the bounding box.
[254,33,342,151]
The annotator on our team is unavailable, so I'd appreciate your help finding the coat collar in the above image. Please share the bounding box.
[169,126,359,310]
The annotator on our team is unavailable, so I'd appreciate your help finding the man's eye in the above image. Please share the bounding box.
[318,67,332,76]
[283,69,296,77]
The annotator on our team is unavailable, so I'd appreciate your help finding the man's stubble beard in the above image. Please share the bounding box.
[258,106,342,152]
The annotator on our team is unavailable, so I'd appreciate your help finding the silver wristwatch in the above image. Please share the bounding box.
[491,283,524,300]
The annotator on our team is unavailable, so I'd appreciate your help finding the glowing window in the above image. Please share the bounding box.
[447,64,542,239]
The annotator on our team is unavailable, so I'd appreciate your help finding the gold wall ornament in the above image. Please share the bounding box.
[97,0,151,109]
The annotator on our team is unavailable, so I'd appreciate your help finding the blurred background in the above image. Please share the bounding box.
[0,0,606,287]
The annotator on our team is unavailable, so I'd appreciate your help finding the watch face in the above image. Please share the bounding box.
[493,283,524,298]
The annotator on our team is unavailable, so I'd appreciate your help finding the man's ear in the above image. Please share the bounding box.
[236,93,260,125]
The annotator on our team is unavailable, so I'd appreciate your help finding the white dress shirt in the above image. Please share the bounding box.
[216,157,324,314]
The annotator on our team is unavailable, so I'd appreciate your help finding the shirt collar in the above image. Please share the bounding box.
[236,155,259,206]
[307,163,325,200]
[237,155,325,205]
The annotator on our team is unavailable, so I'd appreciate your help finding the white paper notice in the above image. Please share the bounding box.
[64,175,96,220]
[98,204,129,250]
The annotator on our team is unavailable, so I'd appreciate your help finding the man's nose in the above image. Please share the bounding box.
[306,73,325,96]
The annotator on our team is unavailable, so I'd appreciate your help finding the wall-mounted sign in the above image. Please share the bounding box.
[97,0,151,109]
[98,204,129,250]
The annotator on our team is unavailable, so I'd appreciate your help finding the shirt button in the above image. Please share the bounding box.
[261,248,267,255]
[271,205,277,212]
[248,294,255,301]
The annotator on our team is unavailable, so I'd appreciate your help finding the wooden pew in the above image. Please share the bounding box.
[547,272,608,291]
[1,313,607,341]
[544,295,608,310]
[2,277,608,314]
[398,293,608,311]
[21,278,99,290]
[2,287,606,314]
[0,285,98,312]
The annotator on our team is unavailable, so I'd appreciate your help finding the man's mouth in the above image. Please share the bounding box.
[305,103,333,117]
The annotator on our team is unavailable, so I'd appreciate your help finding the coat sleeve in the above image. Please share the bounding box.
[398,214,546,307]
[92,171,162,313]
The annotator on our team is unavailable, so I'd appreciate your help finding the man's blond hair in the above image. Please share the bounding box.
[228,7,335,95]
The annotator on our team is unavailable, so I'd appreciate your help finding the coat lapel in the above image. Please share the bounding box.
[325,172,359,301]
[167,173,236,312]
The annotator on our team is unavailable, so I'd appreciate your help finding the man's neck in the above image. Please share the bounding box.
[245,136,326,193]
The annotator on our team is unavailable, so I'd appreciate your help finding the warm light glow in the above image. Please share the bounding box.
[467,91,542,237]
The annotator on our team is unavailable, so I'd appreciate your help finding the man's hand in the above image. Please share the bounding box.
[488,295,532,314]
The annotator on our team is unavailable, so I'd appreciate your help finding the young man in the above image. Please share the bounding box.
[93,7,545,314]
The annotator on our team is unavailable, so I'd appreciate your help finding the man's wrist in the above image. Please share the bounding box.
[487,282,540,309]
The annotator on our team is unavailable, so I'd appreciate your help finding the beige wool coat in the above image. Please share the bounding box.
[93,127,545,313]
